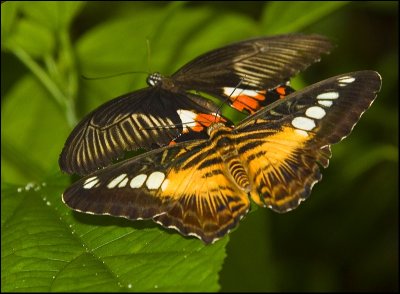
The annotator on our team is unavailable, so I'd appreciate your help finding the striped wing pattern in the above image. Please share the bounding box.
[60,34,332,176]
[59,88,220,175]
[173,34,333,91]
[62,71,381,244]
[63,140,250,244]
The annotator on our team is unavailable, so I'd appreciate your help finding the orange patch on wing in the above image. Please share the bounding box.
[191,124,204,132]
[190,113,227,132]
[229,90,268,113]
[232,100,252,113]
[231,96,260,113]
[238,126,313,206]
[276,86,286,96]
[253,90,267,101]
[196,113,226,126]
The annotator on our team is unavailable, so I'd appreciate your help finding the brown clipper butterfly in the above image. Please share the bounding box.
[62,71,382,244]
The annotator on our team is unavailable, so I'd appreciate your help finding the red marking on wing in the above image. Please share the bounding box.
[191,113,227,132]
[229,90,268,113]
[276,86,287,96]
[168,113,228,145]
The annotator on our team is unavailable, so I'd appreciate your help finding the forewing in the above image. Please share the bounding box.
[172,34,333,96]
[59,87,221,175]
[235,71,381,212]
[62,140,250,244]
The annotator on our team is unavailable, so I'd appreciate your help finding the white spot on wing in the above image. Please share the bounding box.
[318,100,333,107]
[161,179,170,191]
[177,109,197,132]
[130,174,147,188]
[305,106,326,119]
[317,92,339,100]
[223,87,258,97]
[83,176,99,189]
[338,76,355,84]
[107,174,127,189]
[292,117,316,131]
[294,129,309,137]
[85,177,97,184]
[118,177,129,188]
[146,172,165,189]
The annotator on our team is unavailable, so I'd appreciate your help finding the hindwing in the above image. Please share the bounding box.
[62,140,250,244]
[235,71,381,212]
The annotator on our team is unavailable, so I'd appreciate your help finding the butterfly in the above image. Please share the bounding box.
[62,70,382,244]
[59,34,333,176]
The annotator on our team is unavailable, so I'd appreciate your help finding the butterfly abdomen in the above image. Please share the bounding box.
[225,158,251,193]
[209,124,251,193]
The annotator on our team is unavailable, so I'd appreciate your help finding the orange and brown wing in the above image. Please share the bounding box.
[236,126,331,212]
[62,140,249,244]
[235,71,381,212]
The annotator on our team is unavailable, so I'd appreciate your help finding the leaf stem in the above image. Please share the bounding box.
[13,46,66,109]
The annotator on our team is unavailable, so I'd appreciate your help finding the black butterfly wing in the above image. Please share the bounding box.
[172,34,333,112]
[59,87,221,175]
[234,71,382,212]
[62,139,250,244]
[60,34,331,176]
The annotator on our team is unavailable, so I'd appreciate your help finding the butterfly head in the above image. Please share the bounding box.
[206,122,227,136]
[146,72,163,87]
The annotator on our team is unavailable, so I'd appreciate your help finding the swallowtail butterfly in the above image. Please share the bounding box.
[62,71,382,244]
[59,34,332,175]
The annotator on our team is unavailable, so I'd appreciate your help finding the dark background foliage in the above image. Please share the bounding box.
[2,1,398,292]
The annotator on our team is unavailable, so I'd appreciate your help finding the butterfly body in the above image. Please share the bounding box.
[208,123,251,193]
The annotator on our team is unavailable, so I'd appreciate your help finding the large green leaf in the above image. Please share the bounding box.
[1,176,228,292]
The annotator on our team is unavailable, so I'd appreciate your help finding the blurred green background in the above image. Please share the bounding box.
[1,1,398,292]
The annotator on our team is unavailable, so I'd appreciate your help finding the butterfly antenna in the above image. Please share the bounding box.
[81,71,149,80]
[146,37,152,73]
[213,76,246,122]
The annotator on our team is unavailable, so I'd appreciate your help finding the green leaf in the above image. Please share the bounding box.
[18,1,85,32]
[1,75,70,184]
[3,18,54,58]
[262,1,349,34]
[1,178,227,292]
